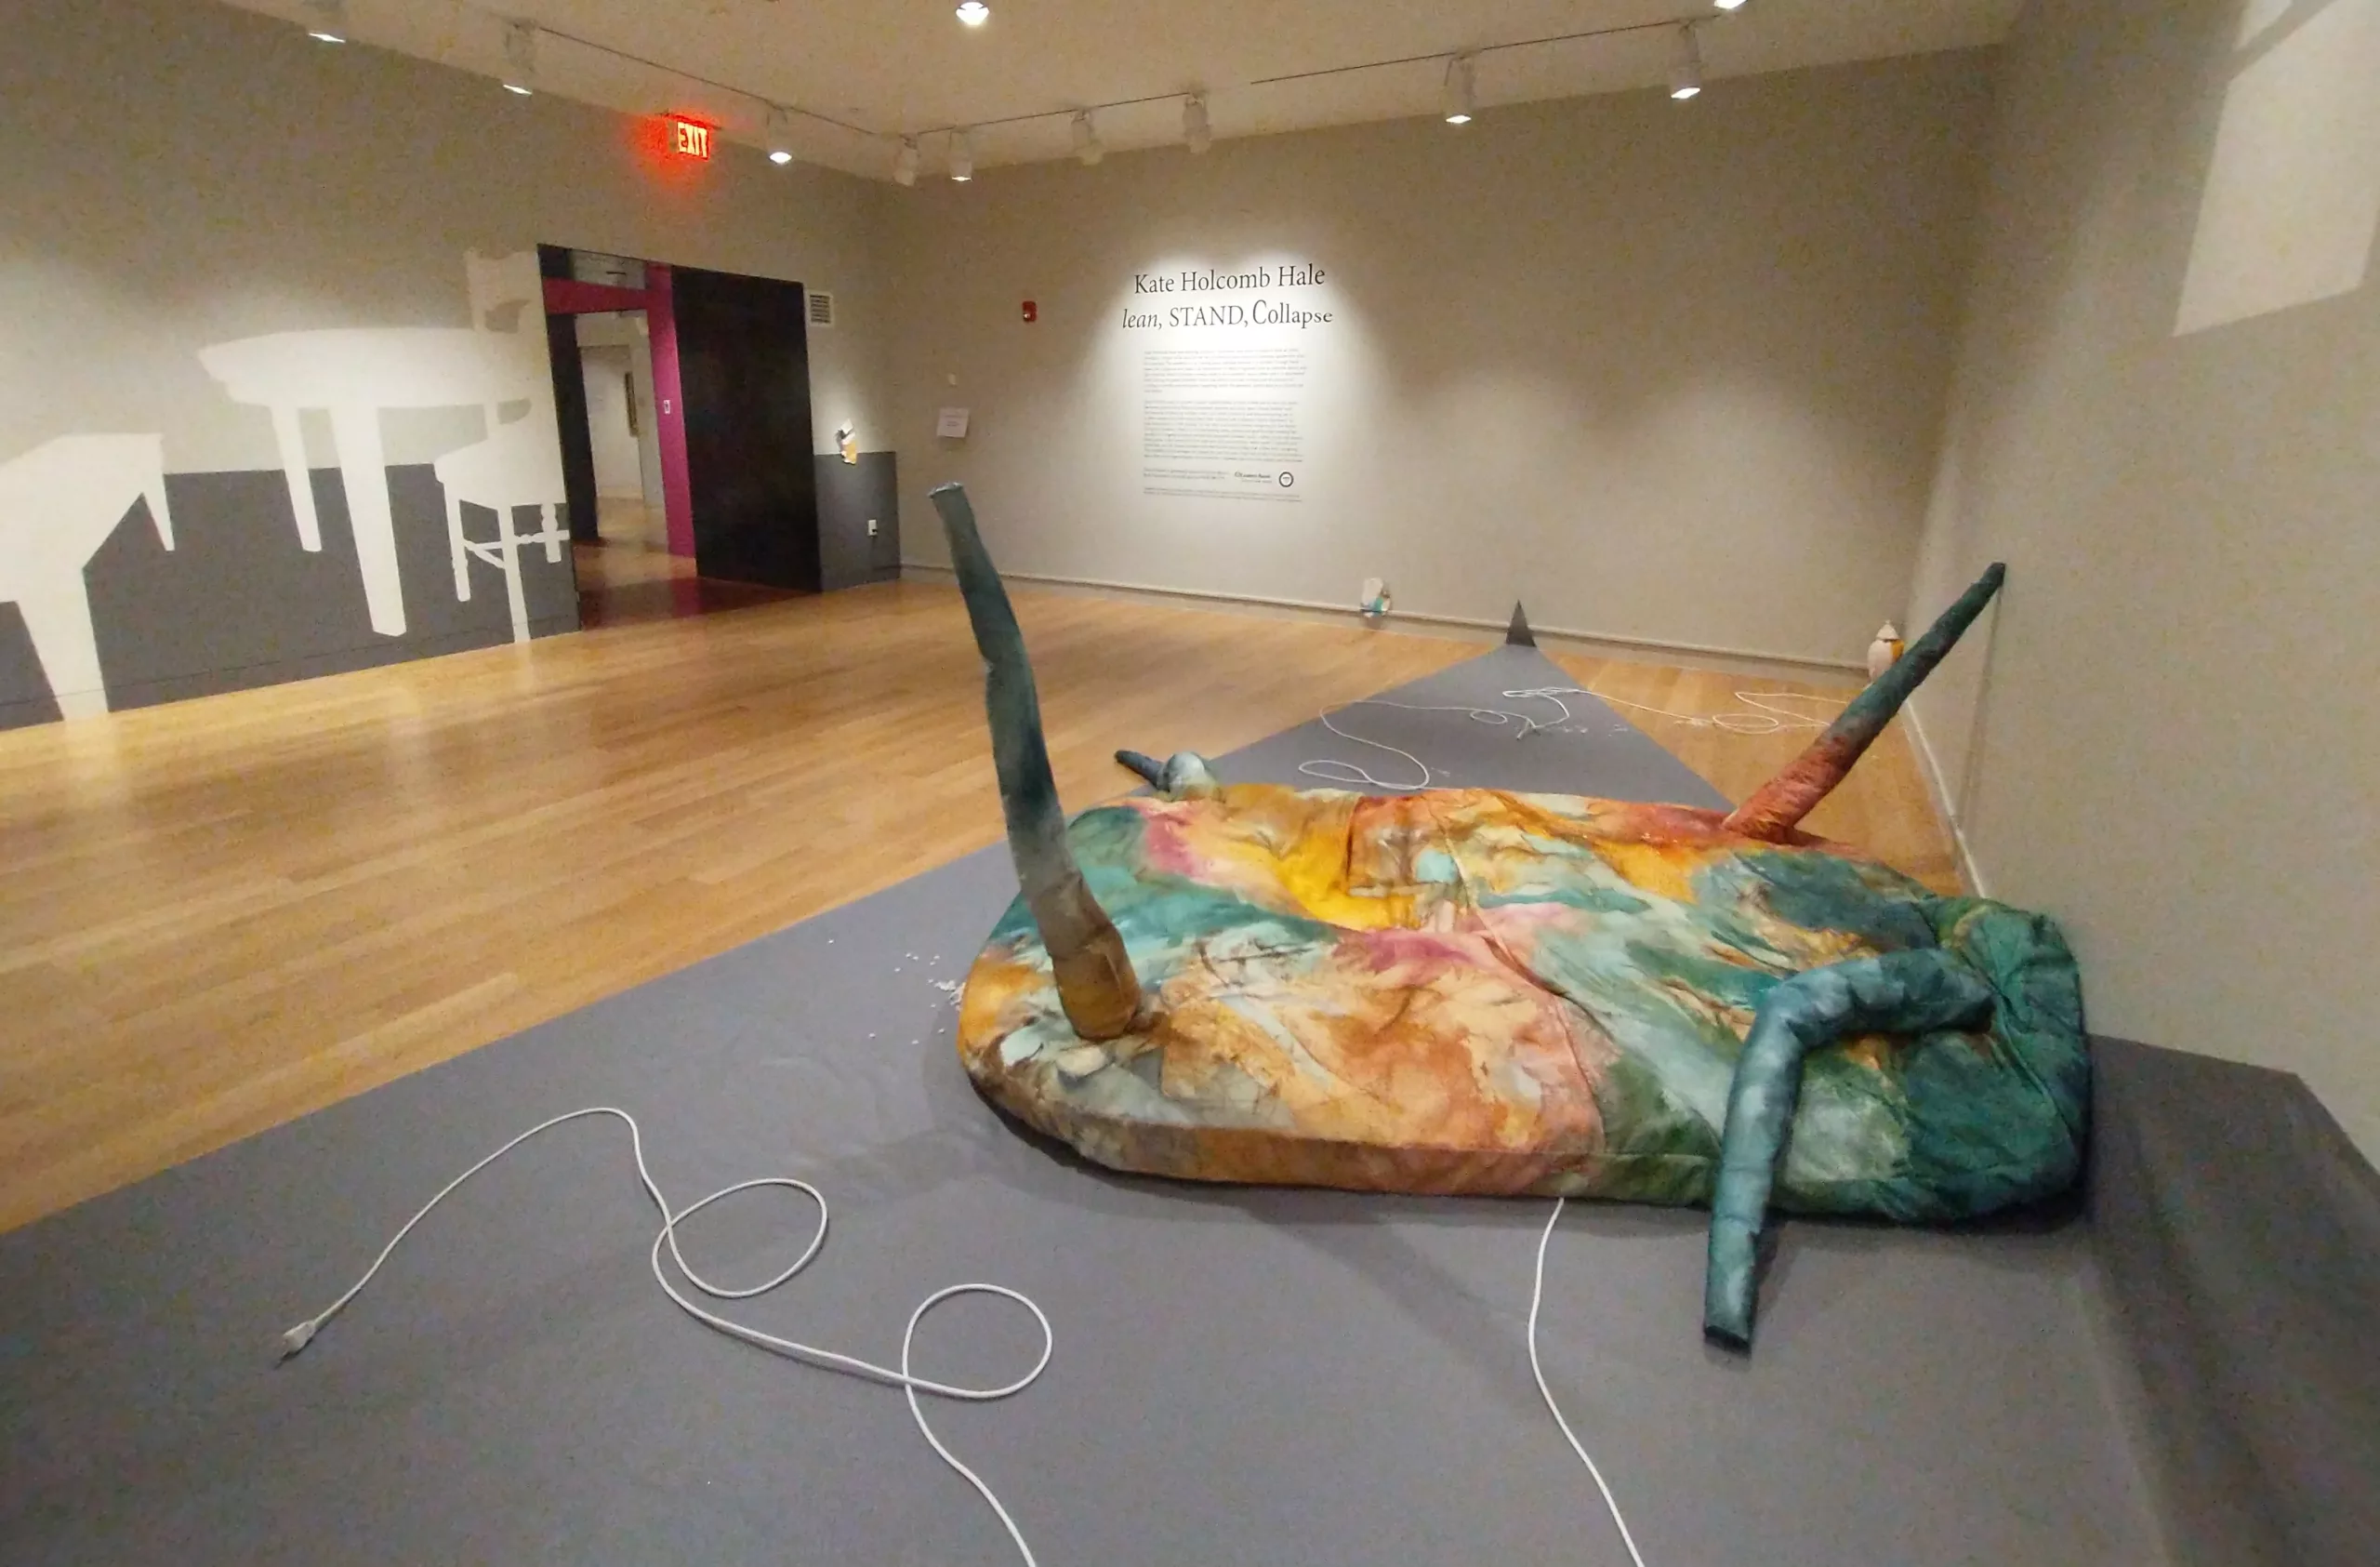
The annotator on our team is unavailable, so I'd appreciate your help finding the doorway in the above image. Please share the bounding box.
[577,312,665,547]
[572,309,677,598]
[537,246,819,626]
[571,305,714,623]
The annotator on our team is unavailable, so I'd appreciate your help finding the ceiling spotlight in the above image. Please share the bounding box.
[949,128,974,181]
[302,0,347,44]
[893,137,920,186]
[1072,110,1104,166]
[1714,0,1748,9]
[1183,93,1212,154]
[501,20,537,95]
[1442,53,1476,125]
[956,2,990,25]
[766,107,795,165]
[1670,23,1704,100]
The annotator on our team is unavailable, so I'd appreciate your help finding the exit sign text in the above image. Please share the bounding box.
[666,116,714,160]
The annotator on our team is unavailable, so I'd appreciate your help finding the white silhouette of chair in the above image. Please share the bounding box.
[0,436,174,720]
[437,250,567,643]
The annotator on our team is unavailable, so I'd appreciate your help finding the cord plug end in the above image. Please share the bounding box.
[279,1320,319,1360]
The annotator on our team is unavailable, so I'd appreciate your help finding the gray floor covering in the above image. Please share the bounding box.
[0,645,2168,1565]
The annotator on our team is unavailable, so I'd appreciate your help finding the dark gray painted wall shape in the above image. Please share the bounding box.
[0,466,577,731]
[815,452,900,591]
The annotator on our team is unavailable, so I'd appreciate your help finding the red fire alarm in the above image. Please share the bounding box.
[1021,300,1038,324]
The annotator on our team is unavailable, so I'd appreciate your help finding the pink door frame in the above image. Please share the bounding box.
[541,272,695,558]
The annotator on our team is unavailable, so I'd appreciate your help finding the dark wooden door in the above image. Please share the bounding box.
[670,266,819,591]
[536,245,602,545]
[543,313,601,545]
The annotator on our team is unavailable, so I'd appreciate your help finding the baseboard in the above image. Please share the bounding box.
[897,561,1866,683]
[1905,697,1990,899]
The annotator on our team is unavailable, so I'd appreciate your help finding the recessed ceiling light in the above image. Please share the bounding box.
[950,128,974,181]
[303,0,347,44]
[1714,1,1748,10]
[956,2,990,25]
[766,107,795,165]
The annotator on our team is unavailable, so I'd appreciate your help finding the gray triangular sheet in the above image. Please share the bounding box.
[1201,643,1728,808]
[0,640,2156,1567]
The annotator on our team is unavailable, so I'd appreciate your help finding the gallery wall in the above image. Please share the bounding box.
[578,344,644,498]
[0,0,891,727]
[1907,0,2379,1155]
[576,315,667,511]
[885,50,1997,671]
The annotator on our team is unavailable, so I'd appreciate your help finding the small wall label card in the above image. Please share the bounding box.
[936,407,972,439]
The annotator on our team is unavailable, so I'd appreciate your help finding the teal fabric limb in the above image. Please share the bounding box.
[1116,750,1169,788]
[932,484,1070,895]
[1703,950,1997,1348]
[1724,564,2004,839]
[1807,564,2006,768]
[1117,750,1220,799]
[932,483,1142,1039]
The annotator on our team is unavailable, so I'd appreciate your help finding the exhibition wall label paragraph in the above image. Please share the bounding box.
[1125,261,1333,505]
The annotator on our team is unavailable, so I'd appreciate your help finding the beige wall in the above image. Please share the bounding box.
[0,0,892,472]
[885,51,1997,671]
[577,314,667,508]
[579,345,641,497]
[1908,0,2380,1154]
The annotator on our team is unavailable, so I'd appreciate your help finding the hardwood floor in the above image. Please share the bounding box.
[595,493,672,552]
[0,584,1954,1233]
[573,538,799,628]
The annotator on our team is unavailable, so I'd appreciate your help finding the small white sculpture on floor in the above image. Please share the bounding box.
[0,435,174,719]
[1866,621,1905,680]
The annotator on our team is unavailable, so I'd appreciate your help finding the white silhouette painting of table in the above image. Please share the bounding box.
[200,328,543,637]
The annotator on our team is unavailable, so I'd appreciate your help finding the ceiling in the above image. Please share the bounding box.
[219,0,2023,179]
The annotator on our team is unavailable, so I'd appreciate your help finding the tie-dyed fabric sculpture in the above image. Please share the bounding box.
[932,485,2088,1347]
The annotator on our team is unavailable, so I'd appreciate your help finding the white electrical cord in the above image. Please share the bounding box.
[1299,705,1452,790]
[1530,1199,1652,1567]
[1298,687,1846,793]
[277,1107,1051,1567]
[1504,685,1843,737]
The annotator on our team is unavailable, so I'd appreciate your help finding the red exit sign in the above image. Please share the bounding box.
[665,115,714,160]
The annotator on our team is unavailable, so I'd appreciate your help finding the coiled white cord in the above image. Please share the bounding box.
[1531,1199,1652,1567]
[277,1108,1051,1566]
[1298,687,1845,793]
[1299,705,1456,790]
